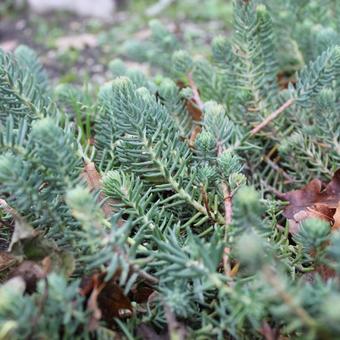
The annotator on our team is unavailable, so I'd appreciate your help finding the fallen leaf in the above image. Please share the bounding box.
[8,218,36,251]
[282,170,340,218]
[186,95,203,121]
[282,170,340,233]
[82,161,123,221]
[177,80,203,122]
[288,204,335,234]
[293,204,335,222]
[80,272,132,330]
[130,282,154,304]
[0,199,39,253]
[333,202,340,229]
[0,200,75,280]
[97,278,132,322]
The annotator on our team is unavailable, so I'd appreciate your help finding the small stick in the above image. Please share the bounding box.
[217,144,233,227]
[250,98,294,136]
[260,180,286,200]
[222,247,232,276]
[263,156,295,183]
[131,264,159,285]
[217,144,233,276]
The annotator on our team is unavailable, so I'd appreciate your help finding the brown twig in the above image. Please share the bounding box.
[250,98,294,136]
[222,247,231,276]
[263,156,295,183]
[260,180,286,200]
[217,144,233,227]
[217,143,233,276]
[131,264,159,285]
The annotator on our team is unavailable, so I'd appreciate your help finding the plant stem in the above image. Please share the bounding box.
[250,98,294,136]
[260,179,286,199]
[217,144,232,228]
[262,156,295,183]
[217,143,233,276]
[130,264,159,285]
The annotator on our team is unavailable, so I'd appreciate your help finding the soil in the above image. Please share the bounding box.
[0,10,115,83]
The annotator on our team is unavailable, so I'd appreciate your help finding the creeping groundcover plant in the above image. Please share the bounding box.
[0,0,340,339]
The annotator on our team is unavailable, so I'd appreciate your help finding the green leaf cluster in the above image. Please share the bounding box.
[0,1,340,338]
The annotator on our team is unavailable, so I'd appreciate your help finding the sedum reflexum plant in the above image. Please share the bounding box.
[0,0,340,339]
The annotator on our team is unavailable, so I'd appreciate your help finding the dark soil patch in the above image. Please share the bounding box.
[0,9,113,84]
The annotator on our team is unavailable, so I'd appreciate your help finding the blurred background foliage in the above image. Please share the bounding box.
[0,0,233,86]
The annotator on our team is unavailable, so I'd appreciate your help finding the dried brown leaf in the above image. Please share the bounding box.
[282,170,340,233]
[82,161,121,221]
[333,202,340,229]
[81,273,133,331]
[282,169,340,219]
[130,283,154,304]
